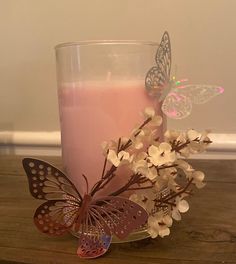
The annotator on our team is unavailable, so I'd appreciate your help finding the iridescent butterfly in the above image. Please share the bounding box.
[22,158,148,259]
[145,31,224,119]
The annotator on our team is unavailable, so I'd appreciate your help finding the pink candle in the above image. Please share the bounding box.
[55,40,162,199]
[58,81,164,196]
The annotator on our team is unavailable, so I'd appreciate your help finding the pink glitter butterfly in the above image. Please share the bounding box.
[23,158,148,259]
[145,31,224,119]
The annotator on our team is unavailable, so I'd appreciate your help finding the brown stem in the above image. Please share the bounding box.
[171,140,190,153]
[126,185,154,191]
[120,117,152,150]
[90,117,152,196]
[90,165,117,196]
[157,164,178,171]
[156,178,193,209]
[171,137,212,153]
[109,174,140,196]
[98,173,115,191]
[117,137,121,152]
[101,156,108,179]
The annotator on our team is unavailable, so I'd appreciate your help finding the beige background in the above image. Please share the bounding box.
[0,0,235,135]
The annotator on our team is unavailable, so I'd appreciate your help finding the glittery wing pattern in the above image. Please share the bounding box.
[22,158,82,235]
[155,31,171,80]
[161,84,224,119]
[91,196,148,239]
[145,31,171,97]
[178,84,224,104]
[77,223,112,258]
[161,91,193,119]
[77,196,148,258]
[33,199,80,236]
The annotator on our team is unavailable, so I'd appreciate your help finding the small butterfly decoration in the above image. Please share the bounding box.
[22,158,148,259]
[145,31,224,119]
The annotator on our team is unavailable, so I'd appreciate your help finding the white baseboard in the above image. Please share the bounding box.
[0,131,236,159]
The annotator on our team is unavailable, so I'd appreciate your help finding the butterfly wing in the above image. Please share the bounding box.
[76,196,148,258]
[77,218,112,259]
[161,84,224,119]
[34,199,81,235]
[90,196,148,240]
[22,158,82,201]
[155,31,171,79]
[145,31,171,98]
[161,91,193,119]
[178,84,224,104]
[22,158,82,235]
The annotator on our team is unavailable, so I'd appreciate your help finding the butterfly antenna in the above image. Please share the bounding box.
[82,174,89,194]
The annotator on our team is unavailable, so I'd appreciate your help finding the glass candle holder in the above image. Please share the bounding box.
[55,41,166,241]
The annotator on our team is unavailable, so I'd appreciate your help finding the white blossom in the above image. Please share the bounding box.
[172,197,189,221]
[192,170,206,188]
[144,107,155,118]
[164,130,186,145]
[107,150,131,167]
[148,142,176,166]
[129,193,146,208]
[149,116,162,127]
[147,212,173,238]
[187,129,201,141]
[131,158,157,180]
[176,160,194,172]
[129,192,155,213]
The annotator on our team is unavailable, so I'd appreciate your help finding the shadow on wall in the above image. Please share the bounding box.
[0,123,15,155]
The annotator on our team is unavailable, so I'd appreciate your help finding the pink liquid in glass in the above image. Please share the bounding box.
[58,82,165,197]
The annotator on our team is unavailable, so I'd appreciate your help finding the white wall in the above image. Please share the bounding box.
[0,0,235,139]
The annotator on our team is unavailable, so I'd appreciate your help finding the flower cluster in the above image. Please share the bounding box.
[100,107,211,239]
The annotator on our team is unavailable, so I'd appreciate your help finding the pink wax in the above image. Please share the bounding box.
[58,82,165,196]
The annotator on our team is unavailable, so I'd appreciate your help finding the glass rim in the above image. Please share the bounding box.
[55,40,159,50]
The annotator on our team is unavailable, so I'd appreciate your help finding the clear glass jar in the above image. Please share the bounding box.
[55,41,166,242]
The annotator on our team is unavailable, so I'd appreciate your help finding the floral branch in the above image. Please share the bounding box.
[154,178,193,210]
[90,116,153,196]
[90,107,210,239]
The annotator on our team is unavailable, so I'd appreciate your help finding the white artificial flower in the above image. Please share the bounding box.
[107,149,120,167]
[164,130,186,144]
[159,167,177,180]
[189,142,203,153]
[144,107,155,118]
[107,149,131,167]
[129,193,146,208]
[149,115,162,127]
[187,129,201,141]
[177,199,189,213]
[164,130,181,141]
[139,165,158,180]
[131,159,147,174]
[130,190,156,214]
[130,129,145,150]
[171,197,189,221]
[163,214,173,226]
[176,160,194,172]
[158,167,178,191]
[131,158,157,180]
[147,212,173,238]
[171,208,181,221]
[192,170,206,188]
[101,140,117,155]
[179,147,191,158]
[148,142,176,166]
[147,215,160,238]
